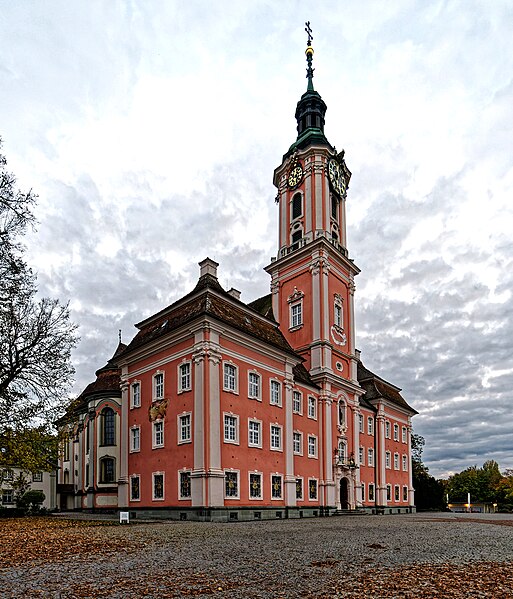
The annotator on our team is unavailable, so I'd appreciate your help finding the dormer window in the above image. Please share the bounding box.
[292,193,302,220]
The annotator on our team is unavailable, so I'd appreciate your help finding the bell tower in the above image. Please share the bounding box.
[265,23,360,391]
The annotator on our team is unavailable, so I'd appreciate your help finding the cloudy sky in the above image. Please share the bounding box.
[1,1,512,478]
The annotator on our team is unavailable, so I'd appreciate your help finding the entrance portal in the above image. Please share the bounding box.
[339,478,349,509]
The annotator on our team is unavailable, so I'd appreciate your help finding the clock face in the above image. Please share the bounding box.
[328,158,346,197]
[288,164,303,188]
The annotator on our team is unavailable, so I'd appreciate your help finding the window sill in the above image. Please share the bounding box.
[178,439,192,445]
[288,324,303,332]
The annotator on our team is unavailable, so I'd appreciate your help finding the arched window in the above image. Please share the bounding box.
[292,193,302,220]
[338,440,346,464]
[99,457,116,484]
[101,408,116,446]
[338,400,346,427]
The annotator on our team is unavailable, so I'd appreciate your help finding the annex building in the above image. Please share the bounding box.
[57,32,417,521]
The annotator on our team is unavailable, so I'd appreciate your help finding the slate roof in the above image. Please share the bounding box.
[357,359,417,415]
[247,293,275,321]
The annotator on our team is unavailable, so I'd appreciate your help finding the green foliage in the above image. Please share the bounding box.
[0,427,58,472]
[18,489,45,513]
[411,432,445,510]
[447,460,506,504]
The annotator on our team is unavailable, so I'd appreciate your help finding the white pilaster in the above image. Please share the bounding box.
[284,370,296,507]
[118,379,129,508]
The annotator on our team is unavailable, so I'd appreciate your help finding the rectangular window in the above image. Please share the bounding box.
[270,425,282,451]
[179,363,191,392]
[130,427,140,452]
[385,421,390,438]
[359,446,364,465]
[223,363,237,392]
[293,431,302,455]
[386,484,392,501]
[367,417,374,435]
[153,473,164,500]
[248,420,261,447]
[369,483,375,501]
[395,485,400,501]
[290,302,302,328]
[154,372,164,399]
[2,489,14,504]
[394,452,400,470]
[403,486,408,501]
[402,426,407,443]
[130,475,140,501]
[179,471,191,499]
[385,451,391,469]
[248,372,260,399]
[361,483,365,502]
[394,424,399,441]
[32,472,43,483]
[131,382,141,407]
[271,475,282,499]
[224,414,238,444]
[296,477,303,500]
[153,421,164,448]
[402,454,408,471]
[367,448,374,467]
[179,414,191,443]
[270,380,281,406]
[309,479,318,500]
[225,471,239,498]
[293,390,302,414]
[308,435,317,458]
[308,396,317,419]
[334,303,342,327]
[359,413,364,433]
[249,473,262,499]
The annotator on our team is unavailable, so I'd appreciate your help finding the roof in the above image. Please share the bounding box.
[357,359,418,415]
[247,293,275,321]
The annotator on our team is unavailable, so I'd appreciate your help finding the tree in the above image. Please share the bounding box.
[0,138,77,470]
[411,432,446,510]
[447,460,504,504]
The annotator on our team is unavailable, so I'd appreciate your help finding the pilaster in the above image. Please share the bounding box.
[118,379,129,508]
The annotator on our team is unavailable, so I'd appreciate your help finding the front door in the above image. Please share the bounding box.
[340,478,349,509]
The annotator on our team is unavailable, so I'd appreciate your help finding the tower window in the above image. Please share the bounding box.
[331,196,338,220]
[292,193,302,220]
[291,230,302,245]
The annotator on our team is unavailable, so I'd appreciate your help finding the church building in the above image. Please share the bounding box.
[57,29,417,520]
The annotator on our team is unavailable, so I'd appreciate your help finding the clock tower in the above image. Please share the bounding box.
[265,24,363,508]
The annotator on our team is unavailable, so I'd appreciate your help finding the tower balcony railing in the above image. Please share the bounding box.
[276,231,348,260]
[334,452,358,470]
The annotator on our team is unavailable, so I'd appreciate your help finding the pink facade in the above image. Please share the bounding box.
[57,36,417,520]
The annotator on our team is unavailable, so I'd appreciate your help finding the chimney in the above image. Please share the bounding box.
[199,257,219,279]
[228,288,241,300]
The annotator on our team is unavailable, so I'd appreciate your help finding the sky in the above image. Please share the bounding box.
[1,0,512,479]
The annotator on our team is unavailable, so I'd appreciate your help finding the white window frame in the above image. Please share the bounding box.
[394,485,400,502]
[403,485,409,501]
[367,448,374,467]
[308,396,317,420]
[359,413,364,433]
[248,418,262,448]
[296,477,304,501]
[292,390,302,414]
[223,361,238,394]
[130,426,140,453]
[178,412,192,444]
[334,296,343,328]
[369,483,375,502]
[308,478,318,501]
[178,469,192,500]
[386,484,392,501]
[361,482,365,502]
[293,431,303,455]
[394,452,400,470]
[248,370,261,400]
[153,371,164,400]
[178,361,191,393]
[131,381,141,408]
[270,424,282,451]
[385,421,390,439]
[248,471,263,500]
[130,474,140,502]
[290,301,303,329]
[359,446,364,465]
[367,416,374,436]
[224,469,240,500]
[402,426,407,443]
[385,450,391,469]
[152,471,165,501]
[393,423,399,441]
[270,474,283,500]
[402,454,408,471]
[153,420,164,448]
[307,434,318,458]
[32,472,43,483]
[270,379,282,406]
[223,413,239,445]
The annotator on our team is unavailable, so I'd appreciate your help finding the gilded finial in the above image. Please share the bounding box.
[305,21,314,90]
[118,329,122,343]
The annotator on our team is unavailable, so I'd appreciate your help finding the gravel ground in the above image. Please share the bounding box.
[2,513,513,598]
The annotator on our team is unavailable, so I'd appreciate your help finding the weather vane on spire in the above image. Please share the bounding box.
[304,21,315,89]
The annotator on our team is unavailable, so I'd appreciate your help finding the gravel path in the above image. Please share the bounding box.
[2,513,513,598]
